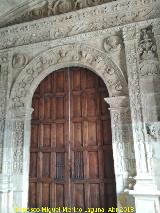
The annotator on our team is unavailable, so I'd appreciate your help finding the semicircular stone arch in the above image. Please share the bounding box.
[10,43,128,109]
[8,43,134,210]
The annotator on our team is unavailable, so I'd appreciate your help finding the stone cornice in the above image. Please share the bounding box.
[0,0,160,50]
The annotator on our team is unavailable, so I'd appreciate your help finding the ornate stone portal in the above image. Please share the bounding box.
[0,0,160,213]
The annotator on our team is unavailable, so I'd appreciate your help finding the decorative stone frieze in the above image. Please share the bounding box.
[0,1,160,50]
[0,0,116,28]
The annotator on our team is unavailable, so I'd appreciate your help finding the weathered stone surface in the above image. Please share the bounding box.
[0,1,160,213]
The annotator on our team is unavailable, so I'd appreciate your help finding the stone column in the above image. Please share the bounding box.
[11,106,33,211]
[123,23,160,213]
[105,96,136,211]
[0,53,14,213]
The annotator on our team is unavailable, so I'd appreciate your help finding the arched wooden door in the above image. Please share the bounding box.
[29,67,117,211]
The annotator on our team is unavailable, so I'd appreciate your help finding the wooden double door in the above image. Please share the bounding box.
[29,67,116,211]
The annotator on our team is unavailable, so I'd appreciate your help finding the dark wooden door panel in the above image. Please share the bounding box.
[29,70,69,208]
[29,67,116,210]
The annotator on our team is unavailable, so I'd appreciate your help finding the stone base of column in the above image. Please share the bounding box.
[130,175,160,213]
[0,175,14,213]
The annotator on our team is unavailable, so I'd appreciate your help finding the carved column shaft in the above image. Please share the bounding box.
[10,107,33,209]
[105,96,136,208]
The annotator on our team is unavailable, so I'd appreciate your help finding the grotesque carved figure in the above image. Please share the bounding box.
[139,26,158,61]
[87,0,103,6]
[53,0,74,15]
[103,35,123,54]
[74,0,87,9]
[138,25,160,76]
[12,54,28,69]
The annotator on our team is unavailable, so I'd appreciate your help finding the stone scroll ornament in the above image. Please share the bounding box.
[138,25,160,76]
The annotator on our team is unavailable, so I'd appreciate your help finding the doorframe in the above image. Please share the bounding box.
[8,43,135,211]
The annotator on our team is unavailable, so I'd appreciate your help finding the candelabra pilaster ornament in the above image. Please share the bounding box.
[138,25,160,77]
[123,24,160,213]
[123,26,150,175]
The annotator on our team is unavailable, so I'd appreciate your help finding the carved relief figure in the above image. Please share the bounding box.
[53,0,74,15]
[12,54,28,69]
[103,35,127,79]
[138,25,160,76]
[139,26,158,61]
[74,0,87,9]
[87,0,103,6]
[104,35,123,56]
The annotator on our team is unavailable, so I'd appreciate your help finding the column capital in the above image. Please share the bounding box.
[10,107,34,120]
[105,96,129,109]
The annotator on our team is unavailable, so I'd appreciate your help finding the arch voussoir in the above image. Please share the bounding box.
[10,43,128,109]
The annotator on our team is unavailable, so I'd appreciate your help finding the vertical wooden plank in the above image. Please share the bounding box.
[29,183,37,207]
[42,183,50,207]
[89,184,100,208]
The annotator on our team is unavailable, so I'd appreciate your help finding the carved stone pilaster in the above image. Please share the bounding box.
[0,54,9,174]
[105,96,135,208]
[123,27,149,175]
[124,25,160,213]
[0,53,14,213]
[11,107,33,175]
[105,96,136,176]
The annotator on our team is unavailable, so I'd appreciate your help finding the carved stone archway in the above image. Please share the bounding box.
[7,43,135,211]
[10,44,128,108]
